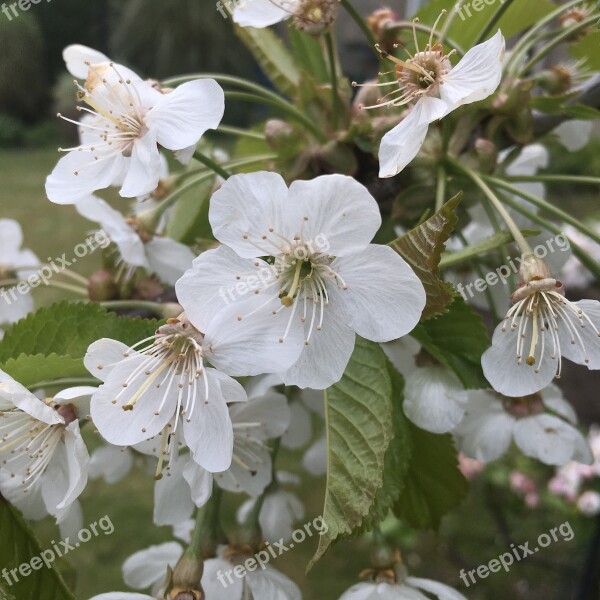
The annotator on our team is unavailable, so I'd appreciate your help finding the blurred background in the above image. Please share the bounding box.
[1,1,600,599]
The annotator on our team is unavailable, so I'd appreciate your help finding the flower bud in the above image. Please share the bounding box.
[171,551,204,600]
[294,0,340,35]
[474,138,498,174]
[265,119,296,149]
[315,140,358,175]
[87,269,118,301]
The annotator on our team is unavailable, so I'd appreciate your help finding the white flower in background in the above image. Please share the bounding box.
[482,258,600,397]
[553,119,594,152]
[0,372,93,526]
[85,307,301,476]
[237,471,305,543]
[339,576,466,600]
[76,195,194,285]
[361,26,504,177]
[454,384,592,466]
[0,219,40,337]
[383,336,468,433]
[46,52,224,204]
[578,490,600,516]
[176,172,425,389]
[560,223,600,290]
[150,389,291,526]
[123,542,184,596]
[233,0,300,27]
[88,444,134,484]
[549,461,584,501]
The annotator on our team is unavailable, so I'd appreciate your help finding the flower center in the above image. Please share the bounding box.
[502,393,544,418]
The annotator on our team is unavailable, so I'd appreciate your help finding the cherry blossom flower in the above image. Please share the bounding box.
[176,172,425,389]
[481,257,600,397]
[339,575,466,600]
[0,372,93,526]
[76,195,194,285]
[578,490,600,516]
[357,22,504,177]
[454,384,592,466]
[46,55,224,204]
[85,308,301,477]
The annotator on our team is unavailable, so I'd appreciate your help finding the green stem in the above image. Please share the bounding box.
[0,278,88,296]
[385,21,466,55]
[225,91,327,142]
[340,0,377,49]
[435,164,446,211]
[193,151,231,180]
[27,377,99,389]
[519,15,597,76]
[191,486,224,559]
[485,176,600,246]
[504,175,600,186]
[448,159,533,256]
[325,32,340,130]
[215,125,266,140]
[99,300,167,315]
[473,0,514,45]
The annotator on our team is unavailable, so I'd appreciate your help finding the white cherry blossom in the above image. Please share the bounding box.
[233,0,300,27]
[46,56,224,204]
[176,172,425,389]
[339,575,466,600]
[454,384,592,466]
[0,372,93,526]
[76,195,194,285]
[359,25,504,177]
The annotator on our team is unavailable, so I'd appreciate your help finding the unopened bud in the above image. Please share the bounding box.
[367,7,398,42]
[171,552,204,598]
[474,138,498,174]
[161,302,184,319]
[315,140,358,175]
[88,269,118,302]
[265,119,296,149]
[294,0,340,35]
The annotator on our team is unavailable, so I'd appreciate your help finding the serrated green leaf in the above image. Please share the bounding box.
[411,297,490,389]
[393,423,468,530]
[0,495,75,600]
[235,25,300,96]
[439,229,539,268]
[287,28,329,83]
[1,354,89,387]
[0,302,160,363]
[308,338,393,569]
[390,194,462,321]
[166,174,215,244]
[352,363,411,536]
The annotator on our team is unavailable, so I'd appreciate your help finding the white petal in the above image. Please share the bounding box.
[123,542,183,590]
[440,30,505,110]
[381,336,420,374]
[62,44,110,79]
[208,171,289,258]
[406,577,468,600]
[145,237,195,285]
[233,0,298,27]
[84,338,131,382]
[247,566,302,600]
[119,132,162,198]
[89,445,133,484]
[89,593,154,600]
[154,458,195,526]
[378,101,431,177]
[0,290,34,327]
[201,558,244,600]
[554,120,594,152]
[231,392,290,439]
[54,386,96,417]
[0,219,23,257]
[0,381,63,424]
[147,80,224,150]
[281,305,356,389]
[514,414,586,466]
[259,491,305,543]
[46,150,127,204]
[540,383,577,424]
[504,144,549,176]
[182,369,233,473]
[211,371,248,405]
[403,367,468,433]
[302,434,327,476]
[176,245,274,332]
[329,245,425,342]
[557,299,600,369]
[183,460,214,507]
[287,175,381,256]
[281,400,312,449]
[56,500,84,541]
[481,319,557,397]
[0,471,47,520]
[215,440,272,497]
[204,295,304,377]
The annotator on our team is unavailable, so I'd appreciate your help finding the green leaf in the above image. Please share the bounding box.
[166,174,215,244]
[0,354,88,388]
[390,193,462,321]
[0,302,160,363]
[0,495,75,600]
[571,30,600,70]
[393,422,469,530]
[308,338,393,569]
[564,104,600,121]
[352,363,412,535]
[234,25,300,96]
[287,27,329,83]
[439,229,539,268]
[411,297,490,389]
